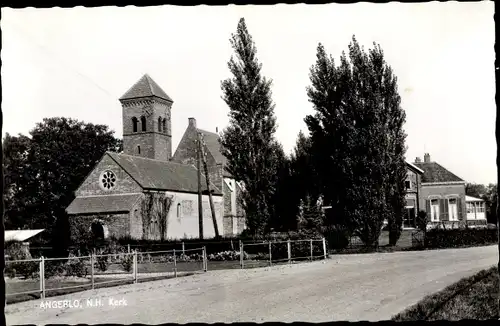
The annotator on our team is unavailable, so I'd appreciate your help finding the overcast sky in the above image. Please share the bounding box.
[1,2,496,185]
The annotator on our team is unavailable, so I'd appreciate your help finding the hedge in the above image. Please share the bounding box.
[424,228,498,249]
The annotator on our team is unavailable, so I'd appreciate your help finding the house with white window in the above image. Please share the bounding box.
[466,195,487,222]
[414,153,474,229]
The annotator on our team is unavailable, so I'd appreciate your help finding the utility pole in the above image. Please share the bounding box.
[196,134,203,240]
[199,132,220,238]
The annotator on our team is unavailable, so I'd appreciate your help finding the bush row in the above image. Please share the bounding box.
[424,228,498,248]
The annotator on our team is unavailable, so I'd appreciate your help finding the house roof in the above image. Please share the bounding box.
[197,128,233,178]
[107,152,222,195]
[413,162,464,183]
[66,193,143,215]
[466,195,484,202]
[406,161,424,174]
[5,229,45,242]
[119,74,173,102]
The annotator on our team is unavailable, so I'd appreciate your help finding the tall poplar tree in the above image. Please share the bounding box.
[305,36,406,246]
[220,18,279,235]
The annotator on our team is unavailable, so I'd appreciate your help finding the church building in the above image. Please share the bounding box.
[66,74,245,240]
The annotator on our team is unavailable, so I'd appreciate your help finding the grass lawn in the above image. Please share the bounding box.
[392,266,499,320]
[6,276,128,304]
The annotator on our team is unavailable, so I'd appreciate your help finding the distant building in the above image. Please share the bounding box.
[413,153,485,228]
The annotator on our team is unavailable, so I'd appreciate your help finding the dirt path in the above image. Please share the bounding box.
[6,245,497,324]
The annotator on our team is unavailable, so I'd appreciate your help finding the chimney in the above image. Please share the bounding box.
[415,157,422,163]
[216,127,218,133]
[188,117,197,128]
[424,153,431,163]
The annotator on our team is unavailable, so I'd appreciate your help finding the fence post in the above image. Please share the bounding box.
[133,250,138,283]
[322,238,327,260]
[182,242,185,255]
[39,256,45,299]
[173,249,177,277]
[203,246,208,272]
[268,241,272,267]
[128,244,130,253]
[90,253,95,290]
[287,239,291,264]
[310,239,313,261]
[239,240,244,269]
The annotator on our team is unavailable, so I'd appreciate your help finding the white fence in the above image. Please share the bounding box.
[6,238,328,303]
[239,238,327,269]
[6,247,207,302]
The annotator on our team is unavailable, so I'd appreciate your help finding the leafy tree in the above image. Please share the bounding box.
[267,143,296,232]
[3,117,122,256]
[290,131,320,206]
[220,18,281,235]
[3,133,32,230]
[466,183,497,224]
[297,195,324,237]
[466,183,488,199]
[305,37,406,247]
[485,183,498,224]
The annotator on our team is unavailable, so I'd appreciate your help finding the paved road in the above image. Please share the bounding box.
[6,245,497,324]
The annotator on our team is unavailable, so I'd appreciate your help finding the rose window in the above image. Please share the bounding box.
[100,170,116,190]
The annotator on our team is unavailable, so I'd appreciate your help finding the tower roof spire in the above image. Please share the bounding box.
[119,74,173,102]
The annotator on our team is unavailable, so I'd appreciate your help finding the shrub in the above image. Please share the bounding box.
[5,242,38,279]
[207,250,246,261]
[323,225,350,250]
[120,254,133,272]
[425,228,498,248]
[45,260,66,278]
[5,241,32,260]
[416,210,429,232]
[65,256,88,277]
[95,255,109,272]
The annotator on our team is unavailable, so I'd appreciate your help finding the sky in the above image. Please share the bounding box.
[1,2,496,185]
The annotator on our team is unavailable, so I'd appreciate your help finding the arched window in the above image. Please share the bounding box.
[162,118,166,133]
[132,117,138,132]
[158,117,162,132]
[137,145,141,154]
[177,203,182,218]
[141,116,147,132]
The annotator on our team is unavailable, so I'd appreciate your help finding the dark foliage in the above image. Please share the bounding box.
[424,228,498,248]
[304,37,406,247]
[3,117,122,256]
[219,18,282,235]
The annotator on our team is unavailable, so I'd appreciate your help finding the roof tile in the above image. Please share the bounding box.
[119,74,173,102]
[413,162,464,183]
[66,193,142,215]
[107,152,223,195]
[197,128,233,178]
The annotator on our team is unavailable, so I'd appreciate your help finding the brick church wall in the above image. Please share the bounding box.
[121,98,172,161]
[76,154,142,197]
[69,213,130,241]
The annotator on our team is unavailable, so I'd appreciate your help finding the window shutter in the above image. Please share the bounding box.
[443,199,449,221]
[425,200,431,214]
[439,198,445,221]
[457,197,463,220]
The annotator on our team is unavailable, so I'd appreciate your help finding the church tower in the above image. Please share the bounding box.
[119,74,173,161]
